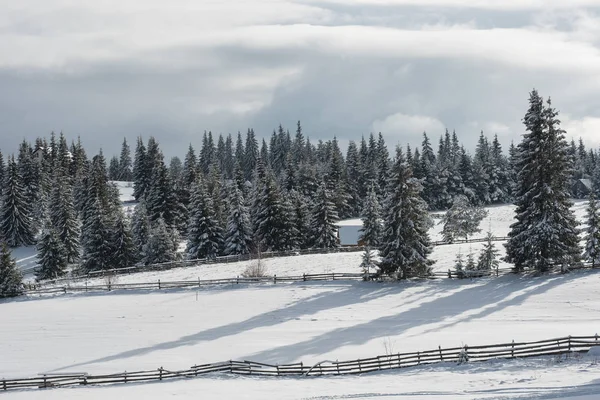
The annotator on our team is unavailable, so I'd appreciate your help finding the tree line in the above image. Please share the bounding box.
[1,90,600,296]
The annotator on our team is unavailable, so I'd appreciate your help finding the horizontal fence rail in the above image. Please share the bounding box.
[34,236,510,285]
[3,334,598,392]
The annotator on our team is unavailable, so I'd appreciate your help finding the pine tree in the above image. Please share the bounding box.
[440,195,488,243]
[505,91,581,273]
[360,246,377,278]
[379,148,433,279]
[186,180,223,260]
[144,217,177,265]
[110,212,137,268]
[49,180,80,263]
[108,156,120,180]
[81,198,113,272]
[478,230,500,272]
[133,137,148,200]
[584,194,600,267]
[131,200,151,262]
[118,138,133,181]
[0,241,23,297]
[310,182,339,249]
[359,184,382,247]
[1,156,35,247]
[146,151,180,229]
[36,223,67,281]
[223,184,253,255]
[454,250,465,278]
[465,249,476,271]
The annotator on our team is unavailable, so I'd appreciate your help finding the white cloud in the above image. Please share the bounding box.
[562,115,600,147]
[372,113,445,136]
[302,0,600,10]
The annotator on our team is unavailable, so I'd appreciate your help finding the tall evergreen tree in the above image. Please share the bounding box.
[359,184,382,247]
[186,179,223,260]
[1,156,35,247]
[81,198,113,272]
[584,194,600,267]
[379,148,433,279]
[118,138,133,181]
[505,91,581,273]
[477,230,500,272]
[310,182,340,249]
[0,241,23,297]
[144,217,177,265]
[223,184,253,255]
[131,200,151,262]
[36,223,67,280]
[49,180,80,263]
[133,137,148,200]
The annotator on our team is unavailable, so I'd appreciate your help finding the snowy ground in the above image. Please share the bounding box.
[5,200,599,399]
[7,356,600,400]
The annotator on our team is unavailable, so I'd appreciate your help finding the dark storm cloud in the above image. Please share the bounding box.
[1,0,600,159]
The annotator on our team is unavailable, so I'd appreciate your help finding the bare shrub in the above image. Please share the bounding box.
[241,257,269,278]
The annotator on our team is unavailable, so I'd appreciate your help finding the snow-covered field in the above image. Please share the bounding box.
[5,200,600,399]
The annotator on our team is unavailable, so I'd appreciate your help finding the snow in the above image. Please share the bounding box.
[109,180,135,203]
[5,200,600,398]
[6,357,600,399]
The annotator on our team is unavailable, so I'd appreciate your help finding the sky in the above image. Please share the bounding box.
[2,0,600,159]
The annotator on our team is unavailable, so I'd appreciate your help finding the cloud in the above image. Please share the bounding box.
[372,113,446,137]
[301,0,600,11]
[562,115,600,147]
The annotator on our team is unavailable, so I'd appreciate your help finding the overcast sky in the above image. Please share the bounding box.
[2,0,600,159]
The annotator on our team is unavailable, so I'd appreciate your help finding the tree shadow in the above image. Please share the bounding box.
[246,270,594,363]
[52,281,442,372]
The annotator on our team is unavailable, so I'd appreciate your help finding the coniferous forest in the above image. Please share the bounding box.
[1,90,599,294]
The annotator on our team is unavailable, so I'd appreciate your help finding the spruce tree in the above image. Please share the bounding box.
[478,230,500,272]
[1,156,35,247]
[0,241,23,297]
[379,148,433,279]
[223,184,253,255]
[144,217,177,265]
[133,137,148,200]
[186,180,223,260]
[359,184,382,247]
[131,200,151,262]
[310,182,340,249]
[505,91,581,273]
[118,137,133,181]
[110,212,137,268]
[81,198,113,272]
[440,195,488,243]
[584,194,600,267]
[36,224,67,281]
[50,180,80,263]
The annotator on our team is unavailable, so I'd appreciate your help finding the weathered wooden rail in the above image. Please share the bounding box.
[31,236,510,284]
[3,335,598,391]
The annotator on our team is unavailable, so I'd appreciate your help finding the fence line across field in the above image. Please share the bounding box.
[3,334,598,391]
[30,236,510,284]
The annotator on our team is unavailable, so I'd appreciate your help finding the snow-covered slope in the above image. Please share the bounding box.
[3,269,600,379]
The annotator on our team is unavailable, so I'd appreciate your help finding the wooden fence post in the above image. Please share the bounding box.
[439,345,443,361]
[158,280,161,289]
[303,273,306,282]
[2,379,6,390]
[397,353,401,368]
[276,365,280,376]
[511,340,515,357]
[124,371,127,384]
[336,361,340,374]
[417,352,421,365]
[568,336,572,352]
[274,275,277,284]
[159,367,163,380]
[357,359,361,373]
[595,333,598,345]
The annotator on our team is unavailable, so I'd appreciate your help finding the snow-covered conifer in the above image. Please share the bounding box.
[584,194,600,267]
[1,156,35,247]
[223,184,253,255]
[379,148,433,278]
[359,184,382,247]
[131,200,151,261]
[110,211,137,268]
[477,230,500,272]
[440,195,488,243]
[186,180,223,260]
[0,241,23,297]
[505,91,581,272]
[144,217,177,265]
[36,223,67,281]
[310,182,340,249]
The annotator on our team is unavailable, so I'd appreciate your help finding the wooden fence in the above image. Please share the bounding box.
[31,236,510,284]
[3,335,598,391]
